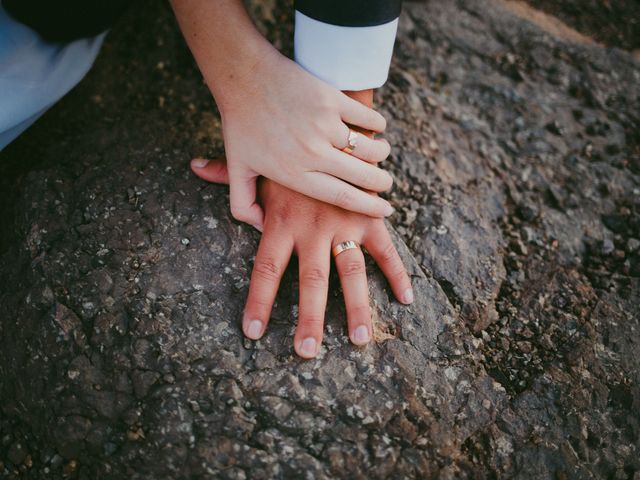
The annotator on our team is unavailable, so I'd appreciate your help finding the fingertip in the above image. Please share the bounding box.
[191,158,209,169]
[381,139,392,159]
[401,287,414,305]
[376,113,387,133]
[364,200,394,219]
[382,171,394,191]
[244,318,264,340]
[350,324,371,346]
[383,203,395,217]
[295,337,319,359]
[191,157,230,184]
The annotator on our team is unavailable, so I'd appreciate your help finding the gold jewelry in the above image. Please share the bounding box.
[342,130,358,154]
[332,240,360,258]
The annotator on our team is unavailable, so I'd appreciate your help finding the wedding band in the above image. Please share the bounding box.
[332,240,360,258]
[342,130,358,155]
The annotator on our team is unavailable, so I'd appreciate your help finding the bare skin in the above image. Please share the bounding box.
[170,0,395,230]
[193,90,413,358]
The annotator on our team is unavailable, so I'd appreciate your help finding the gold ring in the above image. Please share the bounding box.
[332,240,360,258]
[342,130,358,155]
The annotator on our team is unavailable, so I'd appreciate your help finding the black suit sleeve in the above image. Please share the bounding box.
[3,0,130,43]
[295,0,402,27]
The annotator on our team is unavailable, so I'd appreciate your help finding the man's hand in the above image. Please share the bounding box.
[188,156,413,357]
[191,88,410,358]
[242,179,413,358]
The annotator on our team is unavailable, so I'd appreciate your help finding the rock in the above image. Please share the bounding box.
[7,443,27,465]
[627,238,640,253]
[0,0,639,478]
[601,238,616,256]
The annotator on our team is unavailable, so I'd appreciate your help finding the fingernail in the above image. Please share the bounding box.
[353,325,370,344]
[403,288,414,304]
[299,337,317,357]
[192,159,209,168]
[252,224,263,233]
[246,320,263,339]
[384,204,395,217]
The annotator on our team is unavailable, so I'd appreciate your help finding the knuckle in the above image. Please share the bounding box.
[341,260,366,277]
[253,257,282,281]
[246,296,272,310]
[270,202,293,226]
[349,304,372,319]
[393,266,409,282]
[309,150,334,173]
[334,189,355,210]
[317,88,336,109]
[300,267,328,288]
[230,205,249,222]
[314,117,337,139]
[385,254,408,281]
[380,242,398,263]
[301,139,322,158]
[298,315,325,329]
[357,170,376,190]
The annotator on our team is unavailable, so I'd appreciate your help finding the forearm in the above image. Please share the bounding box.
[170,0,273,112]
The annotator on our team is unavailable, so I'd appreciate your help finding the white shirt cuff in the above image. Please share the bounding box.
[294,10,398,91]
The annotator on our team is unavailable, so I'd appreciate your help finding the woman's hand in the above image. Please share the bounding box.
[171,0,394,231]
[203,49,395,231]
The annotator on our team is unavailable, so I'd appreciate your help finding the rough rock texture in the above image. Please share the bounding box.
[1,0,639,478]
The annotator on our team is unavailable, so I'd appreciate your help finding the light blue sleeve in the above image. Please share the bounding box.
[0,5,105,150]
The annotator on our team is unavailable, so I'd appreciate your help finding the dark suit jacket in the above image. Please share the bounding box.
[3,0,402,43]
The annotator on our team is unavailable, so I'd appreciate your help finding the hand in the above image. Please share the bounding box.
[171,0,394,230]
[195,49,395,230]
[194,158,413,358]
[242,179,413,358]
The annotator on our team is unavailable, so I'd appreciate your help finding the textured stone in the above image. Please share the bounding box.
[0,0,638,478]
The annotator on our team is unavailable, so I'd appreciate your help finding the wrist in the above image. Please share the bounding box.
[343,89,374,108]
[170,0,277,116]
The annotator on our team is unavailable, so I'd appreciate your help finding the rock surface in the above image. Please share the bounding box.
[0,0,638,478]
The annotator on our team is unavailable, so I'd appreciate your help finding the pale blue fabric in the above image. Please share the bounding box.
[0,4,105,150]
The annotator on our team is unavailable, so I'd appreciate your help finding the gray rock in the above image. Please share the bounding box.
[0,0,638,478]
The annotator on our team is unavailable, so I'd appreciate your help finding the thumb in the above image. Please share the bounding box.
[229,170,264,232]
[190,157,230,185]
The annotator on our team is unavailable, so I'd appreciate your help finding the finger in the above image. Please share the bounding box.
[299,172,394,218]
[365,223,413,304]
[331,124,392,164]
[243,230,294,340]
[333,239,372,346]
[322,149,393,192]
[339,95,387,133]
[294,242,331,359]
[190,158,230,184]
[229,170,265,231]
